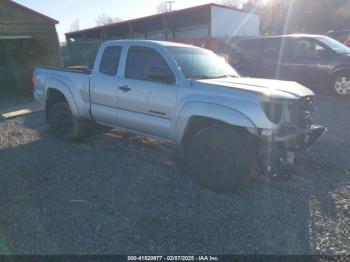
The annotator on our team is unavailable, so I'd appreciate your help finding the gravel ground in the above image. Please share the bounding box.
[0,94,349,255]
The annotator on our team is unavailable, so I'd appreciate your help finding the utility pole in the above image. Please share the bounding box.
[165,1,175,12]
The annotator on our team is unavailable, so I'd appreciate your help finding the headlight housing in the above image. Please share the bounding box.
[262,97,314,127]
[262,100,284,124]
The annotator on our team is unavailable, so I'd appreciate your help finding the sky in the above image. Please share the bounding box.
[13,0,215,42]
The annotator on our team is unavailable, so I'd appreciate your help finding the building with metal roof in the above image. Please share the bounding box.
[66,3,260,50]
[0,0,61,96]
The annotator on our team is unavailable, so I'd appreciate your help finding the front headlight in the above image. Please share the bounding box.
[262,97,314,127]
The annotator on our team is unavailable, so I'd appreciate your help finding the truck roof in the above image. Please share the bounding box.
[239,34,326,42]
[104,39,200,48]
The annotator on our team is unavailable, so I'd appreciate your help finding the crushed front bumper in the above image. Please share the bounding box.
[257,125,327,179]
[273,124,327,148]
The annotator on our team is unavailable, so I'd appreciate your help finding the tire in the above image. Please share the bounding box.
[185,125,257,193]
[47,102,91,141]
[332,73,350,96]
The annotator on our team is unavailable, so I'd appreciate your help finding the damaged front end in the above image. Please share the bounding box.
[250,96,327,179]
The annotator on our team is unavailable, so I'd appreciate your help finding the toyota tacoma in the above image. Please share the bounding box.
[33,40,326,192]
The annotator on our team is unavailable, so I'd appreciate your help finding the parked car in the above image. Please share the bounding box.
[33,40,326,192]
[345,39,350,48]
[327,29,350,47]
[233,34,350,96]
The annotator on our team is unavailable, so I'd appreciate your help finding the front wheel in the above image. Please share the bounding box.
[185,125,257,193]
[333,73,350,96]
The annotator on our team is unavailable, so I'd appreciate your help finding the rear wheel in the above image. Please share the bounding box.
[185,125,257,193]
[47,102,91,141]
[333,73,350,96]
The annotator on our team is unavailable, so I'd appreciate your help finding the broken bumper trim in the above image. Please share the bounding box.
[274,124,327,146]
[255,124,327,146]
[300,125,327,147]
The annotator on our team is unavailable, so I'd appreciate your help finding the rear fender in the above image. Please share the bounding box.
[45,78,80,117]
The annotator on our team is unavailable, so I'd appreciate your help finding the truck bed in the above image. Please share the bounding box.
[37,66,92,75]
[33,66,92,120]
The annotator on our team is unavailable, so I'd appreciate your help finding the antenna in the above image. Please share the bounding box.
[165,1,175,12]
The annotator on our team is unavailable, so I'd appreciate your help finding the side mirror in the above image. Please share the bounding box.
[147,66,174,84]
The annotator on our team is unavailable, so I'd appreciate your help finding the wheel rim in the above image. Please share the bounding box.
[334,76,350,95]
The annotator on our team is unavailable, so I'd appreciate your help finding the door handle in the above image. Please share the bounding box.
[119,85,131,93]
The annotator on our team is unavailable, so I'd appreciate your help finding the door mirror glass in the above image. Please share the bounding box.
[147,65,174,84]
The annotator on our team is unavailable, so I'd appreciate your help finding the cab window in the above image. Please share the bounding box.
[125,46,174,83]
[99,46,122,76]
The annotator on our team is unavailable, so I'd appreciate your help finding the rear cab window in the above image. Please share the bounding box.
[99,46,122,76]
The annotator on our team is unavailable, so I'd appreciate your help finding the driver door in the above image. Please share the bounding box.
[117,46,177,139]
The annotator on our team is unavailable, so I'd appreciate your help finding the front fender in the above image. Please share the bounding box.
[173,102,256,144]
[45,78,81,117]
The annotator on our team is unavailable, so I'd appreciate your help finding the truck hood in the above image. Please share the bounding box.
[196,77,314,99]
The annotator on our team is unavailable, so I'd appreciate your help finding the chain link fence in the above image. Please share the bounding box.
[60,40,102,67]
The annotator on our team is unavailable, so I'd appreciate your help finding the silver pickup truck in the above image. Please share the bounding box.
[33,40,326,192]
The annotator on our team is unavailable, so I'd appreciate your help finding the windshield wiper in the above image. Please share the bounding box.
[190,74,237,80]
[210,74,238,79]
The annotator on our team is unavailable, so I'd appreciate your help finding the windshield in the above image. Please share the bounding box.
[166,46,239,80]
[316,36,350,54]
